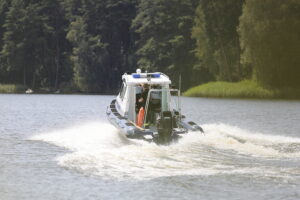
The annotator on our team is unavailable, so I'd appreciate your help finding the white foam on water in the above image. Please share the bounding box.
[204,123,300,144]
[31,122,131,149]
[30,122,300,180]
[199,124,300,158]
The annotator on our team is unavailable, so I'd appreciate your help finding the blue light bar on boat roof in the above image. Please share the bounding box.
[132,73,160,78]
[152,73,160,78]
[132,74,141,78]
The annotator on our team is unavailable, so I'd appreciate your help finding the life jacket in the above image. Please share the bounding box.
[137,107,145,127]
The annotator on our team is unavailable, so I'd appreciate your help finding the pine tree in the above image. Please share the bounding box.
[132,0,199,90]
[0,0,11,82]
[65,0,137,93]
[192,0,244,82]
[0,0,71,89]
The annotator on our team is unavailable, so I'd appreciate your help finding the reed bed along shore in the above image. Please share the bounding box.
[0,84,26,93]
[184,80,300,99]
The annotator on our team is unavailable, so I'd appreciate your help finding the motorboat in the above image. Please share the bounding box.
[106,69,204,144]
[25,88,33,94]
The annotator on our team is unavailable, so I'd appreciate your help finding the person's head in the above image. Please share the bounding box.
[152,84,160,89]
[142,83,149,90]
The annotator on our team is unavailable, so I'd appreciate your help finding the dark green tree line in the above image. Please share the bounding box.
[0,0,299,93]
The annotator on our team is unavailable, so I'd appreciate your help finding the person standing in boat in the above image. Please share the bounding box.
[136,83,150,127]
[136,83,149,111]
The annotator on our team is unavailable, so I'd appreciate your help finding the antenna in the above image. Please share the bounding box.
[178,74,182,123]
[179,74,182,94]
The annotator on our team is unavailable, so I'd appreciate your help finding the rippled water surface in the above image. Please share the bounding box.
[0,94,300,200]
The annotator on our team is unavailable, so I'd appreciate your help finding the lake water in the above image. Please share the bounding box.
[0,94,300,200]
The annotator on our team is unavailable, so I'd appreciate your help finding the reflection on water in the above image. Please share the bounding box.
[0,94,300,200]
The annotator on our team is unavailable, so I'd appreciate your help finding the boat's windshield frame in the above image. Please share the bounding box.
[143,88,181,128]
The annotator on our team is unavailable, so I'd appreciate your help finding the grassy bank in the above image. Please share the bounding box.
[183,80,300,99]
[0,84,27,93]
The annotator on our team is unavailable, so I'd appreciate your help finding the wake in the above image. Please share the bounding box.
[192,123,300,158]
[30,122,300,179]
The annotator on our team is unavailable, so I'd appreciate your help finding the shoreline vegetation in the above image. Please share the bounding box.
[2,81,300,100]
[0,83,115,95]
[0,84,27,94]
[183,80,300,100]
[0,83,75,94]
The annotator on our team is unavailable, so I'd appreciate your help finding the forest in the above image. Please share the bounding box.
[0,0,299,94]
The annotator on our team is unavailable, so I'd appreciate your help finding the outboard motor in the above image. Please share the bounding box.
[156,111,173,144]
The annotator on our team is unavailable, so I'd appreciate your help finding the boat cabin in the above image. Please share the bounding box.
[115,70,179,126]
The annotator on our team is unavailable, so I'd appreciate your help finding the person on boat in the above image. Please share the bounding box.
[136,83,150,126]
[136,83,149,111]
